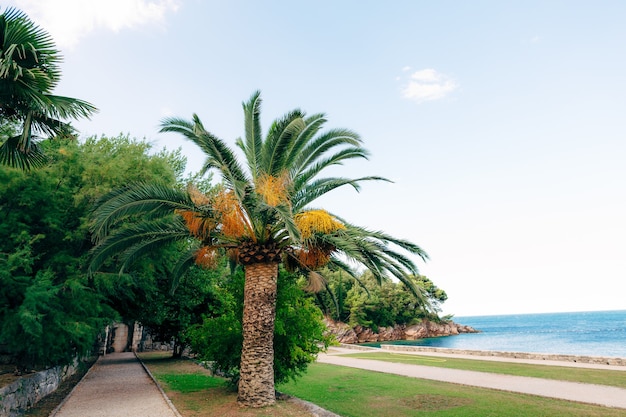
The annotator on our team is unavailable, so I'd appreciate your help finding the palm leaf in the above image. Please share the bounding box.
[160,115,250,196]
[90,183,194,242]
[169,250,198,294]
[117,226,194,274]
[238,90,263,180]
[0,135,47,169]
[87,216,191,274]
[280,112,327,171]
[38,94,98,121]
[293,128,363,175]
[293,176,389,211]
[261,110,305,175]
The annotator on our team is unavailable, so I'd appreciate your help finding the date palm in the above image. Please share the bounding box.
[89,91,428,407]
[0,7,96,169]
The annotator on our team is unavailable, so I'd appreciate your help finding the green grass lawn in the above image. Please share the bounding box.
[138,352,626,417]
[340,352,626,389]
[278,363,626,417]
[138,352,313,416]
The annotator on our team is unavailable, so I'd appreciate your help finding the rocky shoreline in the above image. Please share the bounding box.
[324,317,479,344]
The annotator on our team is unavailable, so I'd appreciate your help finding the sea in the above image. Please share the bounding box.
[363,310,626,358]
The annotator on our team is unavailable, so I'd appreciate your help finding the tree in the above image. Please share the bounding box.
[341,272,449,329]
[0,135,182,370]
[138,263,230,358]
[88,91,428,407]
[0,7,97,169]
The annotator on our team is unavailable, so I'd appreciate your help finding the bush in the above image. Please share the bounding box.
[188,269,331,388]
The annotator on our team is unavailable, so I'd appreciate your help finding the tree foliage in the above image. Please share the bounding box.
[0,135,182,369]
[0,7,97,169]
[316,269,448,329]
[137,262,231,357]
[188,268,331,388]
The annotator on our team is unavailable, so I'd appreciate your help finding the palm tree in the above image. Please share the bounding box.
[0,7,97,169]
[89,91,428,407]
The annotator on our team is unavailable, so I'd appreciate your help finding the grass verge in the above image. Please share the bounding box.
[137,351,313,417]
[278,363,626,417]
[341,352,626,389]
[140,351,626,417]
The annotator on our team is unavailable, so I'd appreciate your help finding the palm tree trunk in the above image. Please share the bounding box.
[237,261,278,407]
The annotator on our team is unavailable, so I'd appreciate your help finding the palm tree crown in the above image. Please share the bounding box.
[0,7,97,169]
[156,91,427,280]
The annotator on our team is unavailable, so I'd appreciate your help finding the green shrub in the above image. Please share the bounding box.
[188,269,331,388]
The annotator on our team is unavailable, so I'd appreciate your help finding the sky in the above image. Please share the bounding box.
[7,0,626,317]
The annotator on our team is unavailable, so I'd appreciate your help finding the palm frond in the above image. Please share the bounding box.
[117,227,195,274]
[169,250,198,294]
[88,216,191,274]
[90,183,194,242]
[318,222,429,301]
[279,112,326,171]
[293,176,390,211]
[292,147,377,197]
[261,110,306,175]
[239,90,263,180]
[0,135,47,169]
[1,8,60,85]
[38,94,98,120]
[293,128,363,176]
[269,202,300,244]
[338,221,429,262]
[324,258,371,296]
[160,115,250,196]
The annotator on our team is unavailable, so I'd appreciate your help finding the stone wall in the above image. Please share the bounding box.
[0,361,78,417]
[380,345,626,366]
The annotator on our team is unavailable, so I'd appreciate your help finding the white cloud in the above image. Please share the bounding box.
[399,68,458,103]
[12,0,181,48]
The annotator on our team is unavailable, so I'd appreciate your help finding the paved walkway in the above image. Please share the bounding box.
[49,348,626,415]
[51,352,180,417]
[317,347,626,409]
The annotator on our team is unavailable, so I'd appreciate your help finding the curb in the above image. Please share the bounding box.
[135,352,184,417]
[283,395,342,417]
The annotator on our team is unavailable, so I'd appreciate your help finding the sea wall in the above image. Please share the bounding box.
[324,317,478,344]
[381,345,626,366]
[0,361,79,417]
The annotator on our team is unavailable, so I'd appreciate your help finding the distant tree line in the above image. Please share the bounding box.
[315,269,449,330]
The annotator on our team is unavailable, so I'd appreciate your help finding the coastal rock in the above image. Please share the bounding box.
[324,319,358,344]
[404,324,429,339]
[324,317,478,344]
[352,325,407,343]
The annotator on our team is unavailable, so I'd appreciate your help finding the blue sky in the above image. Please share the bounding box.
[8,0,626,316]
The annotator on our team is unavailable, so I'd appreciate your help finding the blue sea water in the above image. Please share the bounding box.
[368,310,626,358]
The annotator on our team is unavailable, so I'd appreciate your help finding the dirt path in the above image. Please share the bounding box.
[318,347,626,409]
[51,352,180,417]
